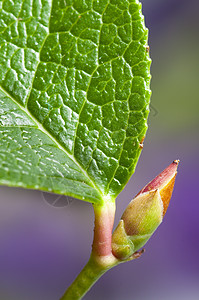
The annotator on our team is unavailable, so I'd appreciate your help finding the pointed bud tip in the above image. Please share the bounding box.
[173,159,180,165]
[138,160,179,216]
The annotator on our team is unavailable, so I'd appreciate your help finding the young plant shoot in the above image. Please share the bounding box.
[0,1,179,299]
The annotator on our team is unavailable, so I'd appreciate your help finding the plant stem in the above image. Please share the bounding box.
[60,201,118,300]
[60,254,116,300]
[92,201,116,257]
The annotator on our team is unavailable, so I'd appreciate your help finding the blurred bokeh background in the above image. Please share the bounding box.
[0,0,198,299]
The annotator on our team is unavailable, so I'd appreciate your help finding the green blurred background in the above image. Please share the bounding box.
[147,0,199,135]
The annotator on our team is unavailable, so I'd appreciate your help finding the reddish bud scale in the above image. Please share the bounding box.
[138,160,179,215]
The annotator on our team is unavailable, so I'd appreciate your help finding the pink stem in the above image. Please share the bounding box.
[92,202,115,257]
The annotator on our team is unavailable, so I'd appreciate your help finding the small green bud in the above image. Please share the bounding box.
[112,220,134,260]
[112,161,179,260]
[122,190,163,237]
[112,190,163,259]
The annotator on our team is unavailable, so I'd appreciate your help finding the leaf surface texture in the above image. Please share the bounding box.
[0,0,151,203]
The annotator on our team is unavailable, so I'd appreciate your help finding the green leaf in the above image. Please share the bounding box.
[0,0,151,204]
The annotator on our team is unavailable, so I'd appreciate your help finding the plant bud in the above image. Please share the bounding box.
[112,161,179,260]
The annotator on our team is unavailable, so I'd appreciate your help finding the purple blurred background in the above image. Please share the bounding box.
[0,0,199,299]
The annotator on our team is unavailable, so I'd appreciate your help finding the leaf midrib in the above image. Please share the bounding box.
[0,85,104,200]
